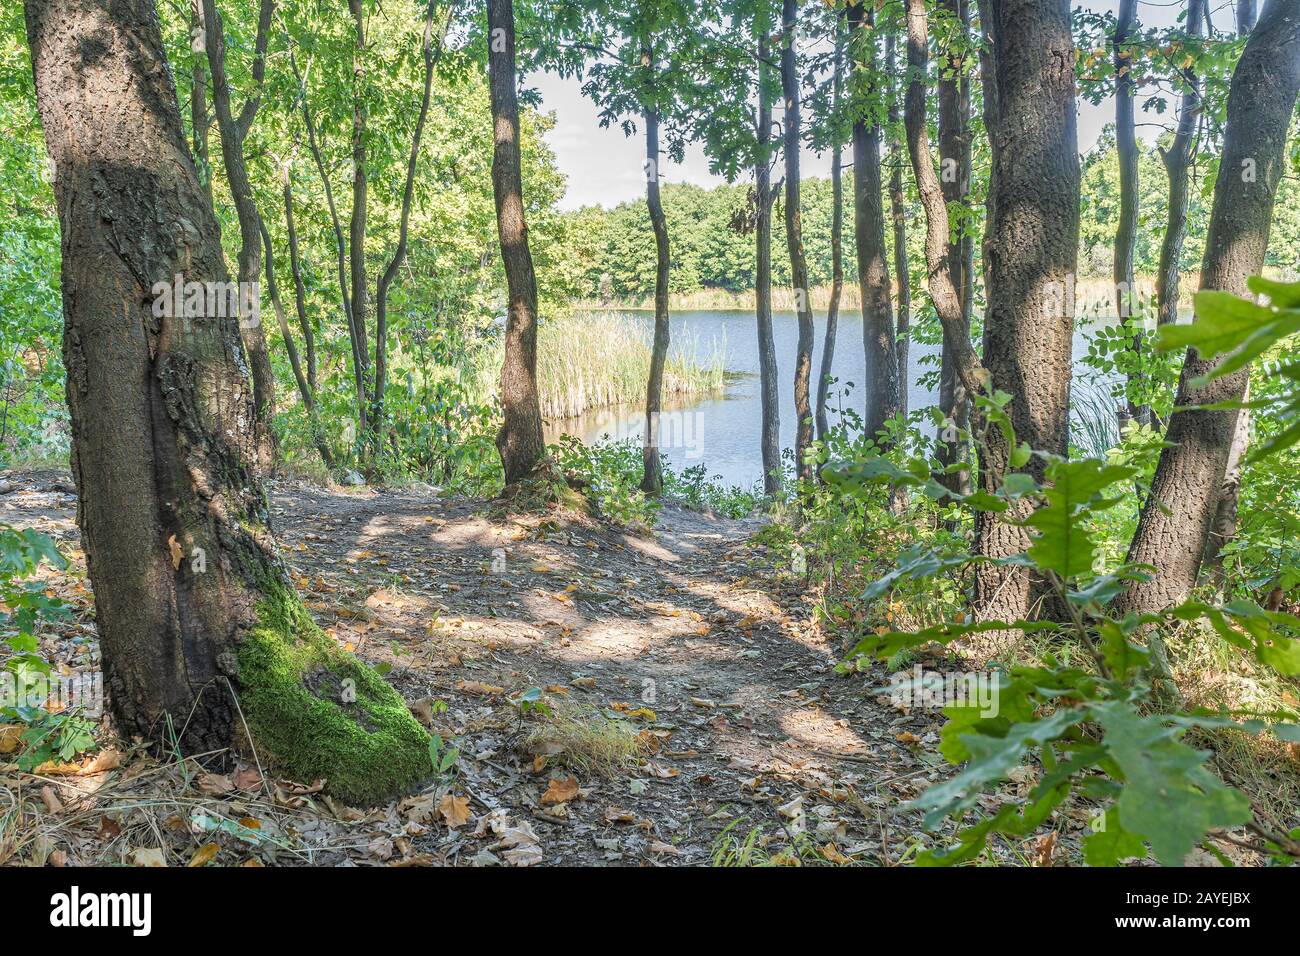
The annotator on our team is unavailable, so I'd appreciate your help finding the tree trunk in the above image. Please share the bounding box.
[974,0,1079,623]
[1118,1,1300,615]
[375,1,447,448]
[641,103,671,494]
[815,18,845,444]
[189,0,210,202]
[26,0,428,804]
[202,0,276,470]
[885,31,910,425]
[1113,0,1147,425]
[1239,0,1258,35]
[488,0,545,485]
[755,31,782,495]
[936,0,973,492]
[261,217,333,470]
[283,179,316,394]
[847,1,901,448]
[781,0,816,480]
[1155,0,1205,330]
[348,0,372,445]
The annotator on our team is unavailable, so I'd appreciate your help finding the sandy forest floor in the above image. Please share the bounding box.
[0,470,1222,867]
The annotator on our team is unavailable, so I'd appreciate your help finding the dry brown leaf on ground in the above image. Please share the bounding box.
[187,842,219,867]
[130,847,165,867]
[439,793,472,828]
[540,776,580,806]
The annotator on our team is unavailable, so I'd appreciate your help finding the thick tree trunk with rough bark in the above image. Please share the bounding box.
[973,0,1079,623]
[848,1,901,448]
[815,20,845,444]
[26,0,428,804]
[488,0,545,485]
[1117,1,1300,616]
[755,33,782,495]
[1155,0,1205,330]
[781,0,815,480]
[642,103,671,494]
[936,0,973,492]
[348,0,372,443]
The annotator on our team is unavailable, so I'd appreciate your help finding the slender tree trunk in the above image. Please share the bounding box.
[781,0,816,480]
[189,0,210,202]
[1155,0,1206,330]
[374,1,447,446]
[349,0,372,445]
[25,0,427,802]
[1114,0,1147,425]
[848,1,901,447]
[291,44,366,435]
[283,178,316,393]
[641,103,671,494]
[755,31,782,495]
[202,0,276,470]
[936,0,973,491]
[1239,0,1258,35]
[974,0,1080,623]
[885,31,910,425]
[1118,2,1300,615]
[488,0,545,484]
[815,18,845,444]
[261,217,333,470]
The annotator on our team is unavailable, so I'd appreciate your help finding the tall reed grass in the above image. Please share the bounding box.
[473,311,727,420]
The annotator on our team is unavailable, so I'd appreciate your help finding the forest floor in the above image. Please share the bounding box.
[0,470,1242,867]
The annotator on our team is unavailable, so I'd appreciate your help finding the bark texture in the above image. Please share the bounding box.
[1113,0,1146,424]
[641,104,671,494]
[781,0,816,479]
[815,19,845,444]
[848,1,901,447]
[755,32,782,495]
[488,0,545,484]
[973,0,1079,622]
[26,0,428,803]
[1118,1,1300,615]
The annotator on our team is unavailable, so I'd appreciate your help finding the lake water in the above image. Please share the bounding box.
[544,308,1125,490]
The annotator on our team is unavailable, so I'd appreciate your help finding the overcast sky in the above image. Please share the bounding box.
[526,1,1238,211]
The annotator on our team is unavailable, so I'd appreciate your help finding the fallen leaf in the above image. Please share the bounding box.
[455,679,504,697]
[540,776,580,806]
[439,793,472,828]
[129,847,166,867]
[0,725,21,755]
[79,748,122,774]
[187,842,219,867]
[167,534,183,570]
[40,786,63,815]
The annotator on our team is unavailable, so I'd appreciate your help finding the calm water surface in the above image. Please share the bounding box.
[545,309,1126,489]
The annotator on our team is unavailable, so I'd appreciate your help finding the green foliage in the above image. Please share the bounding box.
[0,525,98,770]
[828,359,1300,865]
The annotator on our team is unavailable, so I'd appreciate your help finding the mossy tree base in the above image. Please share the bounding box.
[237,585,430,805]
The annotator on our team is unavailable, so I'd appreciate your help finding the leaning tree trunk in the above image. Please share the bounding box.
[641,102,671,495]
[1155,0,1205,330]
[781,0,816,481]
[1113,0,1146,425]
[1117,1,1300,616]
[848,1,902,447]
[755,31,782,495]
[488,0,545,484]
[935,0,973,492]
[348,0,372,446]
[973,0,1079,623]
[25,0,428,805]
[202,0,276,470]
[815,18,845,444]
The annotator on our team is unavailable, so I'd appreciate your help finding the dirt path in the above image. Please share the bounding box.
[1,473,975,867]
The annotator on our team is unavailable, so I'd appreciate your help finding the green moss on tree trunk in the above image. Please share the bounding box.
[236,584,430,805]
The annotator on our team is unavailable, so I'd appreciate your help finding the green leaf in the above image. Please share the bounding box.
[1083,807,1149,866]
